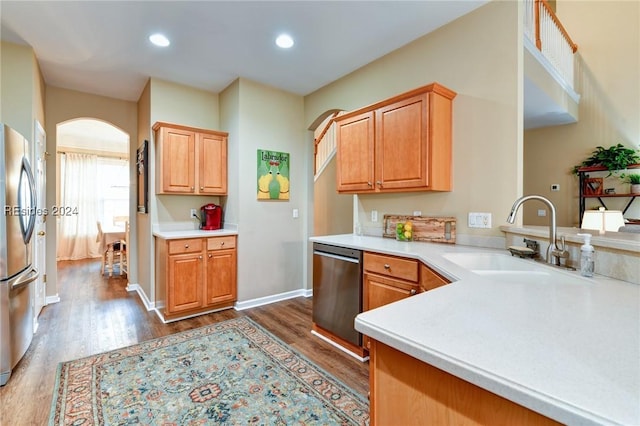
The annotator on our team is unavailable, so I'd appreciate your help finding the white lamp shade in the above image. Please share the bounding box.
[581,210,625,233]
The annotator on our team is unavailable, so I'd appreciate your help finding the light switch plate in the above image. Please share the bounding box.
[468,212,492,228]
[371,210,378,222]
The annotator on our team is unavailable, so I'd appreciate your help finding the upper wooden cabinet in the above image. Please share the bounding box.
[153,122,228,195]
[335,83,456,194]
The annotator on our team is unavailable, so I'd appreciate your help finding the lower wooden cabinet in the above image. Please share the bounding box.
[156,235,237,320]
[205,237,237,306]
[167,252,204,313]
[363,252,420,349]
[362,251,450,350]
[369,339,561,426]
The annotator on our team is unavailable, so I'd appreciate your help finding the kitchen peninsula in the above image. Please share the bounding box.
[310,234,639,426]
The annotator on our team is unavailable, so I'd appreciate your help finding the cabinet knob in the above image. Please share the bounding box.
[199,255,203,260]
[384,263,390,269]
[221,241,225,246]
[184,244,189,248]
[376,180,382,187]
[410,289,417,295]
[200,186,204,190]
[367,181,373,187]
[191,186,195,191]
[208,254,213,258]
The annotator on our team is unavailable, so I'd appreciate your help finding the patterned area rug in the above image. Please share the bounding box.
[49,317,369,425]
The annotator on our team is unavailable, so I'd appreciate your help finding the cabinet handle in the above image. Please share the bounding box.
[384,264,390,269]
[410,289,417,295]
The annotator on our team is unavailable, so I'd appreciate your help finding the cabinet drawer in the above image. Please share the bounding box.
[207,236,236,251]
[364,252,418,282]
[168,238,203,255]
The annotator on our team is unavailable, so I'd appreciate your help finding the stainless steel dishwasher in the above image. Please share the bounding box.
[312,243,363,347]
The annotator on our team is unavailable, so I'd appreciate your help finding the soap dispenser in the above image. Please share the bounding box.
[577,233,595,277]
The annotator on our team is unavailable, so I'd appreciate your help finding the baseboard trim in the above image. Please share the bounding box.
[126,283,155,311]
[311,329,369,362]
[154,305,233,324]
[45,294,61,305]
[235,288,312,311]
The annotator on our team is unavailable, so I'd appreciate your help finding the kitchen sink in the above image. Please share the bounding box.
[442,252,542,271]
[443,252,589,285]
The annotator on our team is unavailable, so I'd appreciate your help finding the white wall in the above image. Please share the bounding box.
[304,1,522,245]
[222,78,306,301]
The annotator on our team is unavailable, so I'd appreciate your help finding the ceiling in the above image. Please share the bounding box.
[1,1,487,102]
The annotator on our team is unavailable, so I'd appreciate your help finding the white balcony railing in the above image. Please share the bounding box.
[314,111,342,178]
[524,0,578,89]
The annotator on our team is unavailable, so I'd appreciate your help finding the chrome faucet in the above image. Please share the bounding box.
[506,195,569,266]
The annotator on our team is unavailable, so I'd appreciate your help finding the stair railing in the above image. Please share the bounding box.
[314,111,341,176]
[524,0,578,89]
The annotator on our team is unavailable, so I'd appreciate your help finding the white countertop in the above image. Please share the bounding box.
[153,228,238,239]
[310,234,640,426]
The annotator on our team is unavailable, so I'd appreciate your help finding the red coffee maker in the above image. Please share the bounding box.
[200,203,222,230]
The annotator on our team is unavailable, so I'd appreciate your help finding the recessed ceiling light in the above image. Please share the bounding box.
[149,33,170,47]
[275,34,294,49]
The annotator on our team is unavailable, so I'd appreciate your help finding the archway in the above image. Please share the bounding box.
[55,118,130,265]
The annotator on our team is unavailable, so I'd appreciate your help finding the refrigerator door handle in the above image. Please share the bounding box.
[11,268,39,291]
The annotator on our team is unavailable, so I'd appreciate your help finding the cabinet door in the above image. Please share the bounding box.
[167,253,203,313]
[420,263,449,292]
[205,249,237,306]
[161,127,196,193]
[364,273,418,312]
[336,110,375,193]
[376,93,429,191]
[363,272,418,349]
[199,132,227,195]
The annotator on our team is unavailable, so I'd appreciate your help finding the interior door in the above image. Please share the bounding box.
[33,121,46,319]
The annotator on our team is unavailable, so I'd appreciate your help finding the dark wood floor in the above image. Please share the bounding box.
[0,259,369,425]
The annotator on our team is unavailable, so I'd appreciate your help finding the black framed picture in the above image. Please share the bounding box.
[137,140,149,213]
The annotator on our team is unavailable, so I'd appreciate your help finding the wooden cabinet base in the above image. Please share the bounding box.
[369,340,561,426]
[311,323,368,360]
[161,302,234,323]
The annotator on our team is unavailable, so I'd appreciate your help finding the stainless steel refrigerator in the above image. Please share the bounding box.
[0,123,39,386]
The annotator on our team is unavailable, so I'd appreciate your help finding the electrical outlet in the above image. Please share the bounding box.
[413,210,422,216]
[551,184,560,191]
[468,212,492,229]
[292,208,299,218]
[371,210,378,222]
[537,209,547,217]
[190,208,198,219]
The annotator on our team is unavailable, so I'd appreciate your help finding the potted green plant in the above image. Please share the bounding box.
[623,173,640,194]
[572,144,640,176]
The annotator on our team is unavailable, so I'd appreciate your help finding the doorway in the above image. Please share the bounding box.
[55,119,130,264]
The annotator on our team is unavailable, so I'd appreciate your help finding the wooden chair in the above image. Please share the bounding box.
[113,215,129,227]
[97,221,126,277]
